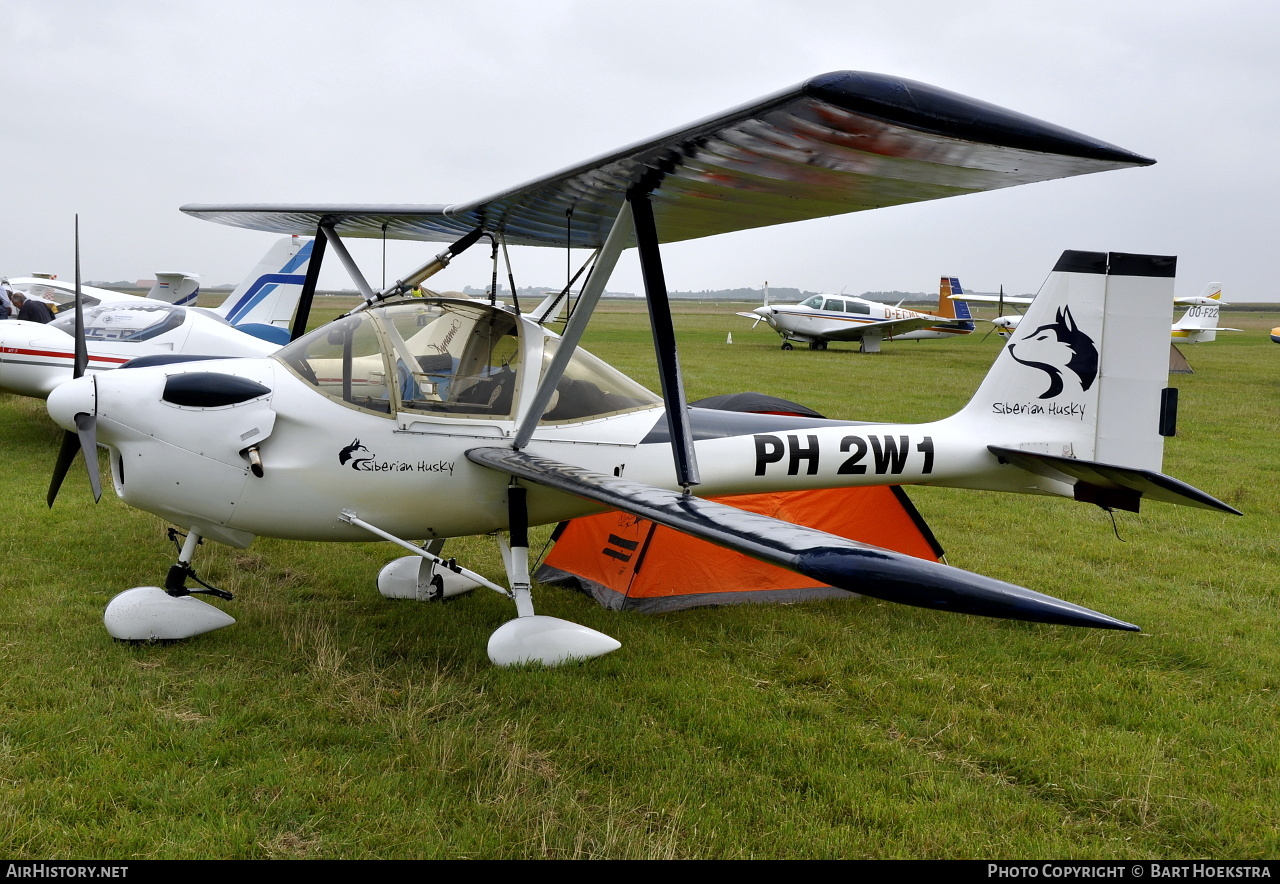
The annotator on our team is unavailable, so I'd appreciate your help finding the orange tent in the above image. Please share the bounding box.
[536,484,944,612]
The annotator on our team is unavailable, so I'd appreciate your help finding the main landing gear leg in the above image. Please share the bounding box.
[339,503,618,667]
[486,484,620,667]
[103,528,237,641]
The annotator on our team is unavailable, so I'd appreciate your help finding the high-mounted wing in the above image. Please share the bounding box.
[182,71,1153,249]
[948,293,1035,306]
[467,447,1139,631]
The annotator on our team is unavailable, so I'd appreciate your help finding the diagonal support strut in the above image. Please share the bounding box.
[628,189,700,490]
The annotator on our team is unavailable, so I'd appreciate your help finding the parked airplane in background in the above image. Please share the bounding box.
[951,281,1234,342]
[0,237,313,400]
[739,277,975,351]
[1170,284,1238,343]
[6,236,312,340]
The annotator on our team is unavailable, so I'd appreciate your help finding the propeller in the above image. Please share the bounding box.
[47,215,101,507]
[981,285,1011,341]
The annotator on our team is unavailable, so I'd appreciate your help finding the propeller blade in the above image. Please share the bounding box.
[47,429,81,508]
[75,412,101,502]
[47,217,101,508]
[982,325,996,342]
[46,412,100,507]
[73,215,87,378]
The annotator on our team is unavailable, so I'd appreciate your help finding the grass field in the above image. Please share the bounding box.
[0,301,1277,858]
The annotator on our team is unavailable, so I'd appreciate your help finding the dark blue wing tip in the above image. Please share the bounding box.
[803,71,1156,167]
[799,546,1142,632]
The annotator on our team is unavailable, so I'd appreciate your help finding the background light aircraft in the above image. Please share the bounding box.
[1169,284,1238,343]
[738,277,976,351]
[45,71,1235,667]
[0,237,312,400]
[8,273,199,308]
[952,281,1235,342]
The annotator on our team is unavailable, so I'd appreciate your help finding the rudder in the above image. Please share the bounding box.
[962,250,1175,472]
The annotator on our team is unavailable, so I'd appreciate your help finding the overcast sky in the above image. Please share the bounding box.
[3,0,1275,301]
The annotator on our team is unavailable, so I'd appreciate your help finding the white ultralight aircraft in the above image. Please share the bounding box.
[44,71,1239,666]
[0,237,313,400]
[739,278,976,351]
[952,281,1235,341]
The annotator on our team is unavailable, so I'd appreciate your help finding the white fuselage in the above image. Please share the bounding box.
[752,295,970,344]
[0,299,278,399]
[47,300,1068,550]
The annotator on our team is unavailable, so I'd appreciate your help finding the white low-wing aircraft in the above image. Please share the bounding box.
[738,278,976,351]
[43,71,1240,666]
[0,237,313,400]
[952,281,1236,341]
[1169,284,1239,343]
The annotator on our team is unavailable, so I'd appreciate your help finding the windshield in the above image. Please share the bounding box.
[49,303,187,342]
[16,284,102,309]
[274,301,522,419]
[382,302,520,418]
[538,337,660,423]
[274,299,660,424]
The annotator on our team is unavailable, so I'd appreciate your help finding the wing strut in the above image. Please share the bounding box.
[289,220,329,341]
[321,223,377,302]
[629,188,700,490]
[514,201,634,449]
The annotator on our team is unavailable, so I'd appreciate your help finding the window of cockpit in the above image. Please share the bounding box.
[800,296,824,309]
[275,311,393,415]
[538,337,661,424]
[823,298,845,312]
[49,304,186,342]
[377,302,521,420]
[847,302,870,315]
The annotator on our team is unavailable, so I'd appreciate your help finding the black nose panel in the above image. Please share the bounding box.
[162,373,271,408]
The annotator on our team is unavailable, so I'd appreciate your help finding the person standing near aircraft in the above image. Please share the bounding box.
[11,292,53,323]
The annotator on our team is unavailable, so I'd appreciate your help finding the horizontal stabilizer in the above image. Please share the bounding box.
[988,446,1241,514]
[183,71,1152,249]
[468,447,1139,631]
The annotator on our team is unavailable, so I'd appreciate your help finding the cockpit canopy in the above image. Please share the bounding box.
[799,295,870,315]
[49,302,196,342]
[275,299,660,423]
[16,284,101,310]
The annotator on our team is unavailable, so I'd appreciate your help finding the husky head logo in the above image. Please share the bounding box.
[1007,306,1098,400]
[339,438,374,469]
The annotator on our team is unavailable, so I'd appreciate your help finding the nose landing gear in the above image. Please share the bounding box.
[103,529,236,641]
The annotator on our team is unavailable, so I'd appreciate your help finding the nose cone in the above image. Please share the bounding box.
[47,375,95,432]
[752,306,770,318]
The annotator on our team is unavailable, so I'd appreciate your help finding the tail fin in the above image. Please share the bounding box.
[213,236,314,328]
[528,290,568,324]
[1171,283,1227,343]
[936,277,975,328]
[937,277,958,318]
[147,273,200,306]
[962,250,1175,473]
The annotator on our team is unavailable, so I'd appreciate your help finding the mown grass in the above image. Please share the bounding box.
[0,302,1276,858]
